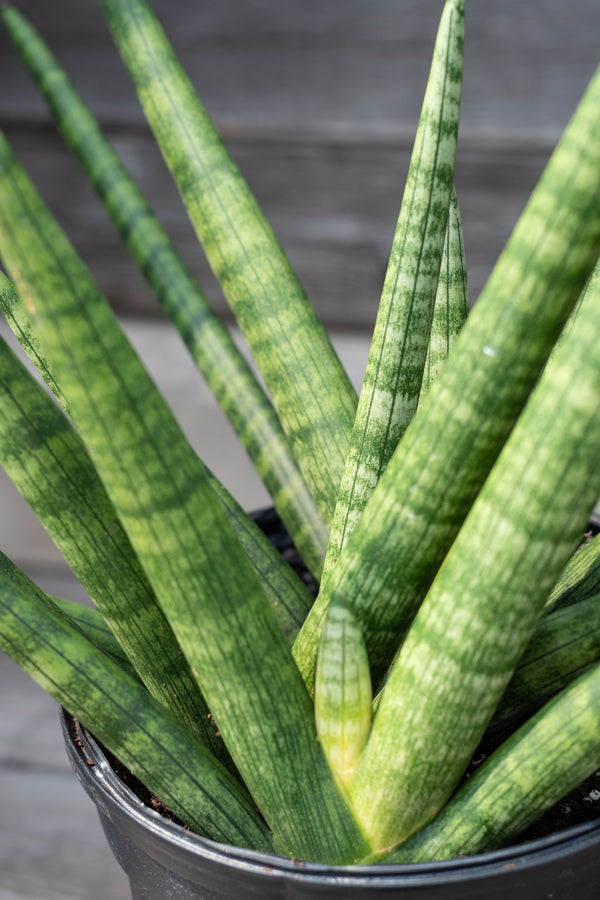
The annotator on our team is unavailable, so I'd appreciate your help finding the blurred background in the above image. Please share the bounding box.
[0,2,598,897]
[1,0,599,327]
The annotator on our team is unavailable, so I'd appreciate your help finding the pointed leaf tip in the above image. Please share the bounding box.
[315,592,372,788]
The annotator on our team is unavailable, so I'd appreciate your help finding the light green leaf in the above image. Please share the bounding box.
[315,592,372,788]
[0,277,224,751]
[485,593,600,748]
[0,569,278,853]
[294,58,600,695]
[49,596,137,674]
[390,662,600,862]
[0,272,312,648]
[0,132,369,864]
[420,185,469,397]
[321,0,464,585]
[1,4,327,577]
[350,252,600,851]
[545,531,600,614]
[99,0,358,525]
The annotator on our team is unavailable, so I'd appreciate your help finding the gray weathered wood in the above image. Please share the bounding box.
[0,0,597,134]
[0,126,554,327]
[0,655,130,900]
[0,1,598,324]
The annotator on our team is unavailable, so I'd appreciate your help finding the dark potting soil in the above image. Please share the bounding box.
[97,735,600,854]
[517,769,600,841]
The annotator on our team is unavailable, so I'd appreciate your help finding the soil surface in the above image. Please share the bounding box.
[518,769,600,842]
[102,741,600,851]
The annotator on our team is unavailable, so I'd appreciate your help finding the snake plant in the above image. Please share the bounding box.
[1,0,600,865]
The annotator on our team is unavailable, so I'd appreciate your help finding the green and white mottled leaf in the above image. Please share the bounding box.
[485,594,600,748]
[420,186,469,397]
[321,0,464,585]
[315,593,372,788]
[0,133,369,865]
[349,258,600,852]
[0,272,312,647]
[1,4,327,577]
[99,0,358,526]
[390,663,600,862]
[0,569,278,853]
[294,59,600,694]
[0,280,226,752]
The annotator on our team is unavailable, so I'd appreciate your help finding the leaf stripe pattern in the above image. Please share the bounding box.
[99,0,358,525]
[321,0,464,585]
[294,58,600,692]
[0,133,369,865]
[1,5,327,577]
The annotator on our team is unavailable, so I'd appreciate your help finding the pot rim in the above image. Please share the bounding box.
[61,708,600,887]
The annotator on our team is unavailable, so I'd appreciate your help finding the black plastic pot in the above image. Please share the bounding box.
[61,710,600,900]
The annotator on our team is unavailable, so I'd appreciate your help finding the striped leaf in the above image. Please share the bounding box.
[420,186,469,397]
[485,594,600,748]
[0,551,137,677]
[0,132,370,864]
[545,533,600,614]
[0,569,278,853]
[51,596,136,675]
[349,253,600,852]
[99,0,358,525]
[0,272,312,647]
[294,59,600,694]
[321,0,464,585]
[315,593,372,788]
[0,281,226,752]
[1,5,327,577]
[390,662,600,862]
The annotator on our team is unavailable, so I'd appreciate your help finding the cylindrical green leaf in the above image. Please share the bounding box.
[545,531,600,614]
[50,595,136,675]
[1,4,328,577]
[315,592,372,788]
[321,0,464,585]
[349,257,600,852]
[0,132,369,865]
[99,0,358,525]
[391,663,600,862]
[0,570,277,853]
[0,278,226,752]
[420,186,469,397]
[0,271,312,649]
[294,60,600,694]
[485,593,600,747]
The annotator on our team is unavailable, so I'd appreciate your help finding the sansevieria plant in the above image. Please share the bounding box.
[2,0,600,867]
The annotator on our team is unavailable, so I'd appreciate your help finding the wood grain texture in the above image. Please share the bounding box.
[0,1,597,326]
[0,653,130,900]
[0,1,597,133]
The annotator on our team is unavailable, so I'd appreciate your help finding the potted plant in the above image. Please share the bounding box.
[1,0,600,896]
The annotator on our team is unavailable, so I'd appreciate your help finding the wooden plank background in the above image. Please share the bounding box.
[0,0,598,329]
